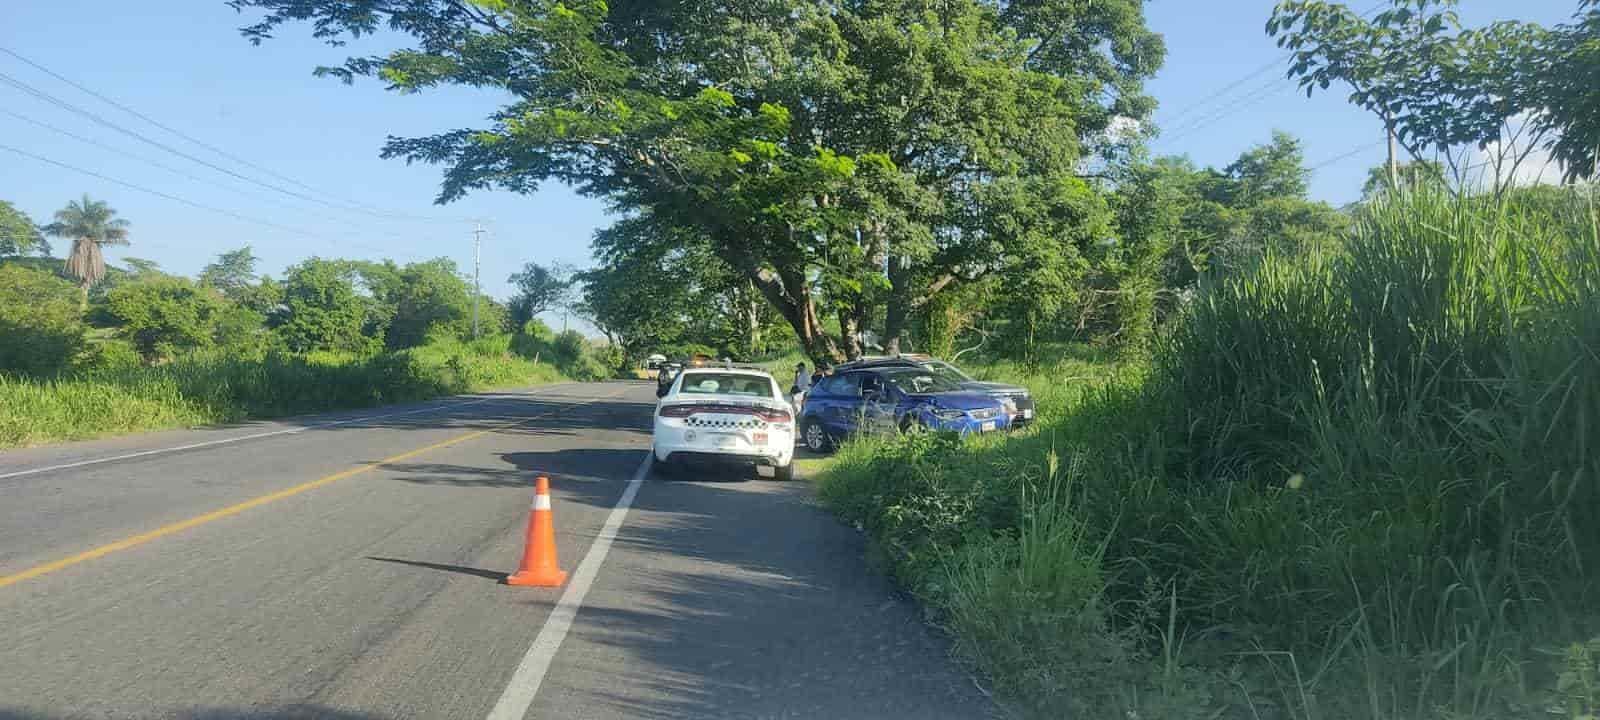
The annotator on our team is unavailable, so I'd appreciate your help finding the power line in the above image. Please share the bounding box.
[1158,77,1287,147]
[1307,139,1387,172]
[0,70,426,225]
[0,107,443,250]
[1155,2,1387,147]
[0,44,466,225]
[0,142,403,254]
[1159,56,1289,130]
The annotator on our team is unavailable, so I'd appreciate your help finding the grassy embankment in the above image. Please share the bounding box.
[814,189,1600,719]
[0,334,567,448]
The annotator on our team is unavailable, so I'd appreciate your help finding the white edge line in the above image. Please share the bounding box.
[0,384,587,481]
[486,454,651,720]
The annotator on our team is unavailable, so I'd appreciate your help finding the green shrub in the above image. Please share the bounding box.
[816,189,1600,719]
[104,277,223,362]
[274,258,376,354]
[0,334,569,448]
[0,264,85,376]
[74,338,142,372]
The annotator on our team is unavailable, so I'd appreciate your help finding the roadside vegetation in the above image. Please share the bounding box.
[816,187,1600,719]
[0,197,620,448]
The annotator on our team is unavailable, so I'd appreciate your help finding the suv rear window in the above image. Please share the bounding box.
[677,373,778,397]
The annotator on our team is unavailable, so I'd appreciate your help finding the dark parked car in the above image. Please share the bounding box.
[832,354,1035,425]
[796,366,1010,453]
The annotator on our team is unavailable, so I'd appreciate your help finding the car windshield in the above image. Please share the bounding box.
[921,360,973,384]
[677,373,776,398]
[879,368,965,394]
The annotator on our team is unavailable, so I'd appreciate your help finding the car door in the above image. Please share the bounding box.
[820,373,865,435]
[858,373,900,434]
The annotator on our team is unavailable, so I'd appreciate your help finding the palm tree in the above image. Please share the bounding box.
[44,194,130,308]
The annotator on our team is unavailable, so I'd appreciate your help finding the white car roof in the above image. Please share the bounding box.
[678,367,774,378]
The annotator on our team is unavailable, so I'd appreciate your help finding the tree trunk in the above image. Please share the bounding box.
[745,283,760,356]
[738,262,842,364]
[883,253,911,356]
[1385,111,1399,189]
[838,308,862,360]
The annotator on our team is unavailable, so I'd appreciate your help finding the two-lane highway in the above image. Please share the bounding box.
[0,381,993,719]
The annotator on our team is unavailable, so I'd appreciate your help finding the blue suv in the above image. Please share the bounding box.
[797,366,1010,453]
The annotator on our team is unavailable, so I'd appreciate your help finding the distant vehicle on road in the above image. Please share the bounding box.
[833,354,1035,425]
[797,365,1010,453]
[653,365,796,480]
[646,353,667,370]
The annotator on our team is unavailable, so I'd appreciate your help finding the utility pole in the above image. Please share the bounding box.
[472,223,484,339]
[1385,111,1399,189]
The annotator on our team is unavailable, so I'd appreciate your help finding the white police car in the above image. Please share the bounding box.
[651,365,795,480]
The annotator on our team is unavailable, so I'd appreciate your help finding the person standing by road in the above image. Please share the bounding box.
[791,362,809,410]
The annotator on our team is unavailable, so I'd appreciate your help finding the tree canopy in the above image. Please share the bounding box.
[506,261,575,329]
[1269,0,1598,185]
[200,246,262,299]
[44,194,129,302]
[0,201,47,257]
[232,0,1165,361]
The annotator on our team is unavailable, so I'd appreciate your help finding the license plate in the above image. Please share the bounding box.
[717,435,738,448]
[1023,409,1034,419]
[752,431,769,446]
[755,465,776,478]
[981,420,996,432]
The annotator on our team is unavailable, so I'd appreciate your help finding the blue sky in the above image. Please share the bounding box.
[0,0,1582,311]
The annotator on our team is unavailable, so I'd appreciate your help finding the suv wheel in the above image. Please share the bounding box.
[801,420,832,454]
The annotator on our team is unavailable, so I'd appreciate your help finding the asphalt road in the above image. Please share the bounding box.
[0,381,994,719]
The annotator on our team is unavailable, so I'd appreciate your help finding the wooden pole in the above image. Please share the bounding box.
[1385,111,1400,188]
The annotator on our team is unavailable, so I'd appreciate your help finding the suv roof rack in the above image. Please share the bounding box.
[834,355,922,371]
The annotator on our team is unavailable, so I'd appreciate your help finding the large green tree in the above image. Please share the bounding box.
[199,246,261,300]
[377,258,475,349]
[232,0,1164,362]
[1531,0,1599,180]
[0,201,48,257]
[43,195,130,308]
[0,265,84,376]
[105,277,224,362]
[1267,0,1595,187]
[577,214,789,359]
[1107,133,1347,312]
[506,261,575,330]
[274,258,375,353]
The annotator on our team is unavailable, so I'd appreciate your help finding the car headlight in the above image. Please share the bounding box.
[930,407,966,421]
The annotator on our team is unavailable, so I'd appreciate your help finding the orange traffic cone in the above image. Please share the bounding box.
[506,476,568,587]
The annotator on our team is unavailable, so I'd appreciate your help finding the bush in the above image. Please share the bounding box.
[816,189,1600,719]
[74,338,142,372]
[0,335,568,448]
[274,258,376,354]
[0,264,85,376]
[104,277,223,362]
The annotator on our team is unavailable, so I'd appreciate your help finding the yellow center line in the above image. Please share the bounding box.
[0,388,631,590]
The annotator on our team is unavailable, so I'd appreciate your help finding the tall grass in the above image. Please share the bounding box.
[0,334,566,448]
[815,188,1600,719]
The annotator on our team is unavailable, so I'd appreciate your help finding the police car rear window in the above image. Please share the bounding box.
[678,373,777,397]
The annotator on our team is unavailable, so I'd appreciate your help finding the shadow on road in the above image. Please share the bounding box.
[264,384,657,438]
[517,466,997,719]
[365,556,504,582]
[0,706,388,720]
